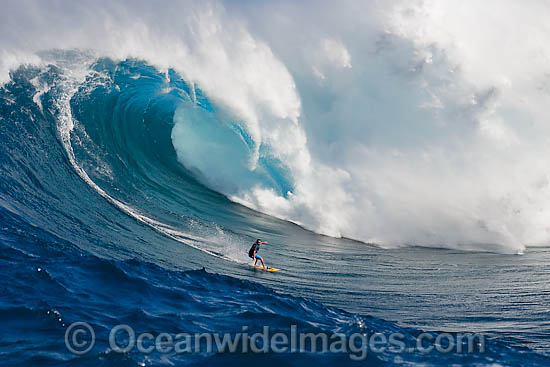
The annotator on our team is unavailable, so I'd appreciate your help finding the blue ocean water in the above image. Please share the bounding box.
[1,55,550,366]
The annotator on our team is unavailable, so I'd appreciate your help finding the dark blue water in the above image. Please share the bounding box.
[1,55,549,366]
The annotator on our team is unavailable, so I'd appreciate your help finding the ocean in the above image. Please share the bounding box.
[1,54,550,366]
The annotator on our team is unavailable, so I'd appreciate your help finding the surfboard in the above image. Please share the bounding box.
[249,265,281,272]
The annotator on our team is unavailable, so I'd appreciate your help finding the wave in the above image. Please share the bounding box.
[4,1,550,252]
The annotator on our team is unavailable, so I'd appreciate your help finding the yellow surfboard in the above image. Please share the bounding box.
[249,265,281,272]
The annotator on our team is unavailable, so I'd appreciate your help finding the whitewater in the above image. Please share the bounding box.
[2,1,550,366]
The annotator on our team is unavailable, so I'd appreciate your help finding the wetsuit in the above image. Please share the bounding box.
[248,243,261,259]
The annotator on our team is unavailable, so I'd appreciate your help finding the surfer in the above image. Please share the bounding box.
[248,239,268,269]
